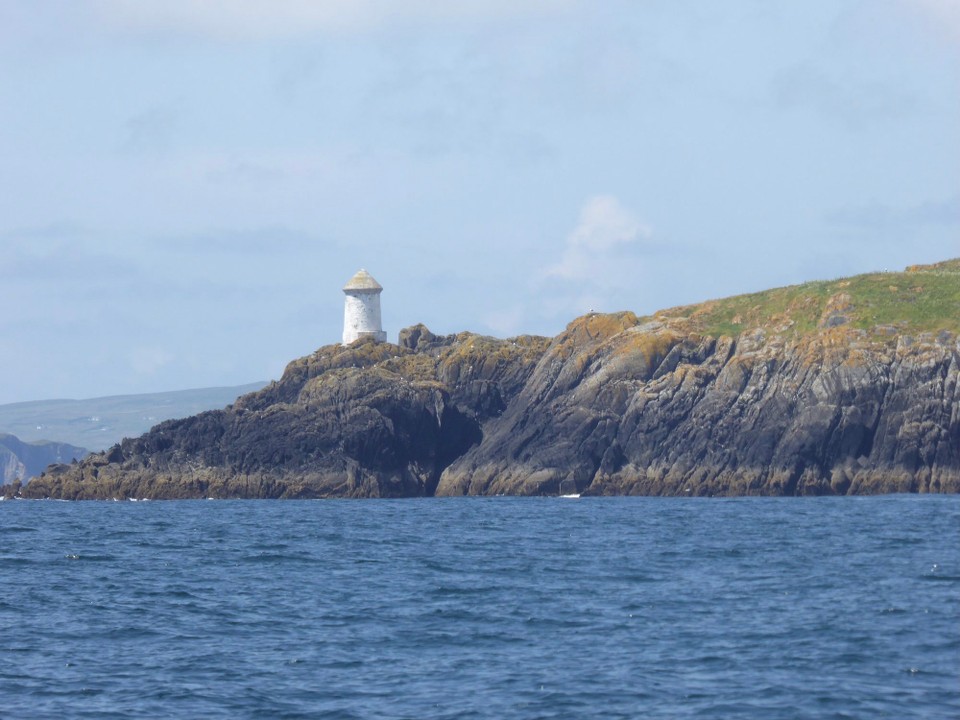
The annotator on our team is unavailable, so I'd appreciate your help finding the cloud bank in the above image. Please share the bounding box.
[911,0,960,43]
[92,0,574,39]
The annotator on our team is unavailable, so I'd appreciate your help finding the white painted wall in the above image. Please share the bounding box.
[343,291,386,344]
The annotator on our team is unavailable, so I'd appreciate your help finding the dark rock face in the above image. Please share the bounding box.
[22,312,960,500]
[436,315,960,496]
[23,332,549,499]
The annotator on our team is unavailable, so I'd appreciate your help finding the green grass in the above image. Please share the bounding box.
[658,259,960,339]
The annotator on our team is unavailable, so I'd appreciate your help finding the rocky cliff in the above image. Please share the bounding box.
[22,260,960,499]
[23,328,549,499]
[0,434,87,488]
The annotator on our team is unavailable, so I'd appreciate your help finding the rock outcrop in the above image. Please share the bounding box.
[22,261,960,499]
[0,434,87,489]
[23,329,549,499]
[436,315,959,496]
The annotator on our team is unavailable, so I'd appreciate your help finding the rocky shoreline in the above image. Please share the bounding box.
[21,262,960,499]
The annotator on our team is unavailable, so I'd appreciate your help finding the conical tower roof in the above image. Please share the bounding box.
[342,268,383,292]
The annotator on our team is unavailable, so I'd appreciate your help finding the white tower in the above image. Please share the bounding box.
[342,269,387,344]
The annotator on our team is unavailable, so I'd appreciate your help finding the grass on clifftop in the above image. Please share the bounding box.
[657,259,960,339]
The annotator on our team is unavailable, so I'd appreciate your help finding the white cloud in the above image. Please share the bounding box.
[544,195,651,282]
[532,195,655,319]
[909,0,960,43]
[92,0,574,39]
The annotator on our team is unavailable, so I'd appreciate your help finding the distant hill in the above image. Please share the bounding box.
[0,383,267,451]
[0,433,87,485]
[22,260,960,499]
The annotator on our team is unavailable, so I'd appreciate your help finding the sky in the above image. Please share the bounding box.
[1,0,958,404]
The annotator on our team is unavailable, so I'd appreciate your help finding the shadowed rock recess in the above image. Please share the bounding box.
[22,260,960,499]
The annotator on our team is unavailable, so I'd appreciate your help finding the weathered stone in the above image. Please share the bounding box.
[21,260,960,499]
[436,315,959,497]
[23,330,548,499]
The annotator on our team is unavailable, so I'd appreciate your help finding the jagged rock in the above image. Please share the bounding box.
[398,323,441,350]
[436,317,959,496]
[22,261,960,499]
[24,331,549,499]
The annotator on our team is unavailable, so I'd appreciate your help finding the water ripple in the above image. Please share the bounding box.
[0,496,957,719]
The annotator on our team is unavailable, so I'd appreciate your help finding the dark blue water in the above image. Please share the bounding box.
[1,496,957,719]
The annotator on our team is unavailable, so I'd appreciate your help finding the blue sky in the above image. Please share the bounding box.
[1,0,958,404]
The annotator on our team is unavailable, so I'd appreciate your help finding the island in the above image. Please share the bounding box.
[19,259,960,499]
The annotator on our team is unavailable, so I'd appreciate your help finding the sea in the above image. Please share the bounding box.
[1,496,957,719]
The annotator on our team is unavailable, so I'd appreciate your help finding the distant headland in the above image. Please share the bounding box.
[15,259,960,499]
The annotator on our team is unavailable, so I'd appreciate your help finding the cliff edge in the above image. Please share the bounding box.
[23,328,548,499]
[22,260,960,498]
